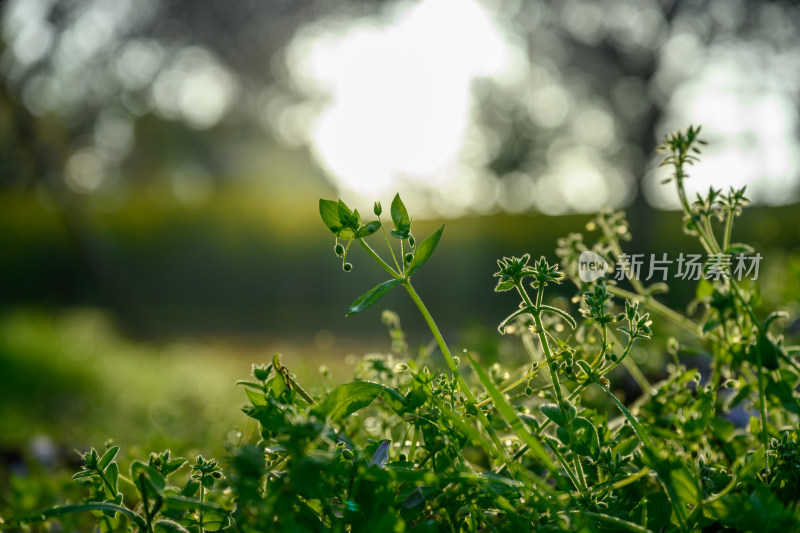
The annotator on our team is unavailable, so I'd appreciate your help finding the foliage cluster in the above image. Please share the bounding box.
[6,127,800,532]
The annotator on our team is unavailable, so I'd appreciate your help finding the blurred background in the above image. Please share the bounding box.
[2,0,800,484]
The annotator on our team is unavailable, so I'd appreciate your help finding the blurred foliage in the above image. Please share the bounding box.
[1,189,798,339]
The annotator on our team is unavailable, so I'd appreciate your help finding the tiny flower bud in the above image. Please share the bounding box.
[253,364,270,381]
[343,262,353,272]
[409,236,415,247]
[334,243,344,256]
[373,201,382,216]
[405,253,413,263]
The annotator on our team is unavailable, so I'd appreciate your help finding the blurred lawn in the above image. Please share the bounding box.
[0,308,380,458]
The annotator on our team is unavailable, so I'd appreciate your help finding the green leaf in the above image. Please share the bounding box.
[245,388,268,406]
[750,334,780,371]
[760,311,789,332]
[630,492,671,531]
[314,381,385,421]
[235,380,266,390]
[576,360,593,379]
[569,416,600,458]
[198,510,231,531]
[391,193,410,231]
[106,462,119,495]
[597,384,656,452]
[466,352,557,473]
[695,278,713,299]
[494,279,515,292]
[725,243,755,255]
[97,446,119,472]
[101,493,123,518]
[11,503,146,528]
[407,225,444,276]
[72,469,96,480]
[319,199,342,234]
[164,495,229,513]
[131,460,166,494]
[356,220,381,238]
[155,519,190,533]
[540,404,564,426]
[539,304,577,329]
[669,465,701,508]
[347,279,403,316]
[181,478,201,497]
[166,457,188,475]
[319,199,358,238]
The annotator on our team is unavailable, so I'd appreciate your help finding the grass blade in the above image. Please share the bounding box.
[466,352,557,473]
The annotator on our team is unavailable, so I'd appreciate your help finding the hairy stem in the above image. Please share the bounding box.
[516,281,568,419]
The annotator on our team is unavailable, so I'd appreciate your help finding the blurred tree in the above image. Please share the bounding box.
[2,0,799,212]
[2,0,799,337]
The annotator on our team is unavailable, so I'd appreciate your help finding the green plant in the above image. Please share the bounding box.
[9,126,800,532]
[9,446,230,532]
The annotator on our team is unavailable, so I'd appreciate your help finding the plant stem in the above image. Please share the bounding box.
[401,281,504,453]
[722,209,734,252]
[597,383,655,451]
[561,510,654,533]
[673,170,772,474]
[622,357,651,394]
[753,344,771,475]
[535,337,636,438]
[199,484,205,533]
[516,282,567,419]
[597,216,646,295]
[476,365,543,408]
[379,219,402,272]
[606,285,701,336]
[357,238,400,278]
[573,455,587,491]
[544,438,582,491]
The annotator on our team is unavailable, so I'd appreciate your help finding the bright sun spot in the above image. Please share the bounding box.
[286,0,519,206]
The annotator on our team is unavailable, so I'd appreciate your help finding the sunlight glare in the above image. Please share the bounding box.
[287,0,519,207]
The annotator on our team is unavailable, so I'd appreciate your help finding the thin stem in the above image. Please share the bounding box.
[401,239,407,277]
[597,216,646,295]
[516,281,567,420]
[476,364,544,408]
[536,336,636,438]
[702,215,722,253]
[379,218,402,272]
[573,455,587,491]
[199,483,206,533]
[607,285,701,336]
[402,282,469,396]
[622,357,651,394]
[754,344,771,474]
[357,238,400,278]
[561,510,654,533]
[401,281,505,453]
[673,170,771,473]
[96,469,116,499]
[545,438,582,491]
[722,209,734,252]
